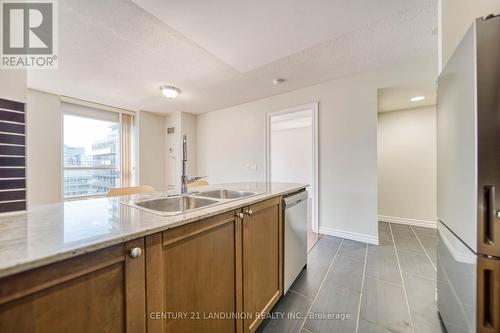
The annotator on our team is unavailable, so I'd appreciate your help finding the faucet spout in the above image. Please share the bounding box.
[180,134,206,193]
[181,134,188,194]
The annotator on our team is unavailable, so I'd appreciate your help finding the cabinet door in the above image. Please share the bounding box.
[0,238,146,333]
[146,210,243,333]
[242,197,282,332]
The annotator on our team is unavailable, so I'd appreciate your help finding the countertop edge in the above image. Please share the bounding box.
[0,184,307,279]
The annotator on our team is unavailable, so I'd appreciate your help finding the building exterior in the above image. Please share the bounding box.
[90,124,119,194]
[63,124,119,197]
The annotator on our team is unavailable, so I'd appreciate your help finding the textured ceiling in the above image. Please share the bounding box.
[132,0,429,73]
[27,0,438,114]
[378,83,436,112]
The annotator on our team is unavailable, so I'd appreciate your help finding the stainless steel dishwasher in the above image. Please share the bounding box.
[283,189,308,293]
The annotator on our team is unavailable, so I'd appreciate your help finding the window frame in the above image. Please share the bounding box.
[61,99,135,200]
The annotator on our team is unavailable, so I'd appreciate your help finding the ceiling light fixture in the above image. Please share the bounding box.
[160,85,181,99]
[410,96,425,102]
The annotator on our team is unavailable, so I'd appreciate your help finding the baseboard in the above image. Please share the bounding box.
[378,215,436,229]
[319,227,379,245]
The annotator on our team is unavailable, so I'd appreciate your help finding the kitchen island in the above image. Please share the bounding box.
[0,182,306,333]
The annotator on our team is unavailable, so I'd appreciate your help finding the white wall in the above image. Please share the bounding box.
[377,106,437,225]
[138,110,166,191]
[439,0,500,70]
[197,56,437,244]
[27,90,62,206]
[0,70,26,103]
[165,113,178,189]
[270,126,312,191]
[164,111,197,190]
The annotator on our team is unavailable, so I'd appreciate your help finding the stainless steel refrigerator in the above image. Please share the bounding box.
[437,14,500,333]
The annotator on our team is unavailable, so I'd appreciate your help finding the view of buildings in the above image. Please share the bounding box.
[63,124,119,197]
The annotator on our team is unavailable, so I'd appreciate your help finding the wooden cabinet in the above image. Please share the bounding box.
[145,210,243,333]
[242,197,283,333]
[0,238,146,333]
[144,196,282,333]
[0,196,283,333]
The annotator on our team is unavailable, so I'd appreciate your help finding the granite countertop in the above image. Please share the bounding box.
[0,182,307,278]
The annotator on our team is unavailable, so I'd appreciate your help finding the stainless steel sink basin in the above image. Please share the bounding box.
[134,196,219,215]
[125,188,259,216]
[193,189,257,200]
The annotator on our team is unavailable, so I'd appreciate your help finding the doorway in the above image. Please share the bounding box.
[266,103,319,252]
[377,83,437,228]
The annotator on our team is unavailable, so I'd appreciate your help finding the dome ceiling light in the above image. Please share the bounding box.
[160,85,181,99]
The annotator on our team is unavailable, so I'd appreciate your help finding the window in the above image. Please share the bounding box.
[63,102,134,199]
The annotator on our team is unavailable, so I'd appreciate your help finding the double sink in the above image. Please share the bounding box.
[128,189,258,216]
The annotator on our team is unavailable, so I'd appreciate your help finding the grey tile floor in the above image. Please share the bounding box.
[257,222,444,333]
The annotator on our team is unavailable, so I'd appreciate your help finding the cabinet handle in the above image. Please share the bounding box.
[236,212,244,219]
[246,209,253,216]
[483,185,495,245]
[129,247,142,259]
[478,257,500,332]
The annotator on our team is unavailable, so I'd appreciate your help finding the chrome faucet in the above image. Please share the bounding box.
[181,134,205,194]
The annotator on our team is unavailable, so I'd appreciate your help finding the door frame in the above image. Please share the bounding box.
[265,102,319,233]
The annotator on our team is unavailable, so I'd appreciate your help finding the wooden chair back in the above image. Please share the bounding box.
[187,180,209,188]
[107,185,155,197]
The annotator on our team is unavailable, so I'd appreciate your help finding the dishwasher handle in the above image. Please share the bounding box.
[283,190,308,209]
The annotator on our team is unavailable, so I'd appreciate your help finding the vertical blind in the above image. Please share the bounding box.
[0,98,26,213]
[62,102,120,123]
[121,113,133,187]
